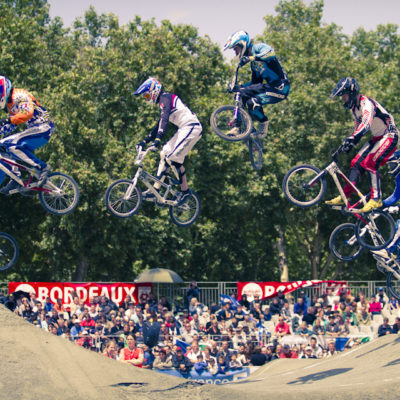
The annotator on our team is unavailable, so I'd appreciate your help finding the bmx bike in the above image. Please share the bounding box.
[283,144,395,251]
[0,232,19,271]
[210,65,265,171]
[105,147,201,227]
[0,149,79,215]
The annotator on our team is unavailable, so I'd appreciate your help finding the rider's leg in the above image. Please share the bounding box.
[1,123,53,180]
[359,135,397,212]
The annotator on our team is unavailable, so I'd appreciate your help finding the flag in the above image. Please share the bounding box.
[220,294,239,310]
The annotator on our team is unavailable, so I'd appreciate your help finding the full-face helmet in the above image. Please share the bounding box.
[134,77,162,105]
[330,77,360,109]
[387,150,400,177]
[223,30,251,58]
[0,76,12,109]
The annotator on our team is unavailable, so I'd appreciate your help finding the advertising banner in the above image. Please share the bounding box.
[8,282,153,305]
[237,280,347,301]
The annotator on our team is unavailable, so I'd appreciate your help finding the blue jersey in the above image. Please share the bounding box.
[247,43,289,87]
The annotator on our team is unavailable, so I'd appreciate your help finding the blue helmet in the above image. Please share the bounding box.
[223,30,251,58]
[134,77,162,105]
[387,150,400,177]
[330,77,359,109]
[0,76,12,109]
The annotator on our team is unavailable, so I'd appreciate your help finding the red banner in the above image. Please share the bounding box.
[8,282,153,305]
[237,280,347,301]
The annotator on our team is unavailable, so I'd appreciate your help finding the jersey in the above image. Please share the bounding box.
[351,95,397,141]
[2,88,51,137]
[122,347,143,367]
[146,92,199,142]
[247,43,289,87]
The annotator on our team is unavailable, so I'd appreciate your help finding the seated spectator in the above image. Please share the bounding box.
[389,296,399,314]
[275,316,291,338]
[103,339,119,360]
[337,315,350,337]
[43,297,54,313]
[303,306,316,326]
[312,318,326,336]
[250,346,267,365]
[172,347,193,373]
[206,319,221,339]
[239,294,250,310]
[186,341,204,363]
[325,315,340,338]
[76,330,92,348]
[194,354,208,374]
[239,314,257,332]
[199,307,210,327]
[296,321,312,338]
[280,301,292,322]
[153,348,173,369]
[369,296,382,318]
[237,344,248,365]
[294,297,307,316]
[356,305,371,326]
[300,346,316,359]
[250,294,262,312]
[269,297,282,316]
[142,344,154,369]
[343,305,358,326]
[250,302,263,321]
[217,302,233,322]
[264,345,277,362]
[263,305,273,321]
[119,335,144,367]
[189,297,204,317]
[376,287,389,308]
[309,336,323,359]
[233,304,245,323]
[71,320,83,338]
[207,357,218,375]
[378,317,392,337]
[324,340,338,358]
[229,353,242,370]
[54,298,65,314]
[391,317,400,334]
[280,344,298,359]
[180,323,195,344]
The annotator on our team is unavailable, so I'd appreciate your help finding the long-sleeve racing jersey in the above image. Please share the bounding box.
[145,92,199,142]
[246,43,289,87]
[351,95,397,141]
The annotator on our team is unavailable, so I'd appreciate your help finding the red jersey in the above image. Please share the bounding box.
[122,347,143,368]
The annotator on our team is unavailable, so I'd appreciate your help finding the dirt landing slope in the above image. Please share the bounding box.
[229,334,400,400]
[1,304,399,400]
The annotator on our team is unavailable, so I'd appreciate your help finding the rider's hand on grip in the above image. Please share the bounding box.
[136,141,146,152]
[342,136,355,153]
[388,206,400,214]
[227,84,239,94]
[148,138,161,152]
[238,56,254,67]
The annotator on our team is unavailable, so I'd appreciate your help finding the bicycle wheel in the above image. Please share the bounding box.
[355,211,395,250]
[248,136,263,170]
[169,190,201,227]
[38,172,80,215]
[386,265,400,301]
[105,179,142,218]
[282,164,327,207]
[0,232,19,271]
[329,223,364,262]
[210,105,253,141]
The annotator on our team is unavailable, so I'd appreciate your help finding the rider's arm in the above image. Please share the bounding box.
[351,96,375,140]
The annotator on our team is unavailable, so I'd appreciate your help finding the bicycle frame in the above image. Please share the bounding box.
[0,153,51,194]
[373,254,400,280]
[125,148,181,206]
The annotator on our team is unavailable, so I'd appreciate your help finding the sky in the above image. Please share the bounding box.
[48,0,400,58]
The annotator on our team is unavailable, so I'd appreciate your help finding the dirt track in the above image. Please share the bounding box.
[1,304,399,400]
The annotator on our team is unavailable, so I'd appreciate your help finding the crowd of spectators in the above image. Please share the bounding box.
[1,282,400,376]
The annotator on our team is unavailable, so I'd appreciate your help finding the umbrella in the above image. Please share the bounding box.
[134,268,184,283]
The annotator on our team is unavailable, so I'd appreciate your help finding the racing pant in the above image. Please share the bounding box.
[239,80,290,122]
[0,121,54,185]
[343,132,398,200]
[156,122,202,183]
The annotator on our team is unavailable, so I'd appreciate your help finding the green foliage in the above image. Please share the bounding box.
[1,0,399,283]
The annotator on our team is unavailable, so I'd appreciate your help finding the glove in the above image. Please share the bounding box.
[227,84,239,94]
[148,138,161,151]
[388,206,400,214]
[0,118,10,128]
[238,56,255,67]
[342,136,356,153]
[136,141,146,152]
